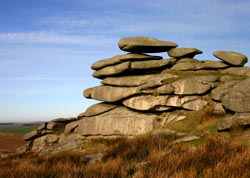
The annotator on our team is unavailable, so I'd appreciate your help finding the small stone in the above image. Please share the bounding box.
[174,136,200,143]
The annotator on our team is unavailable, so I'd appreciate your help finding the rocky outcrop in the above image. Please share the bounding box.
[23,36,249,153]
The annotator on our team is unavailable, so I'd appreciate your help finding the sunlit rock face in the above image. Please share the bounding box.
[23,36,250,153]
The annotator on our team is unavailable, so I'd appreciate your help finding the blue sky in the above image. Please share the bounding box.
[0,0,250,122]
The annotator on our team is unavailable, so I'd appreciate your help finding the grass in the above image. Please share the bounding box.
[1,133,250,178]
[0,125,39,135]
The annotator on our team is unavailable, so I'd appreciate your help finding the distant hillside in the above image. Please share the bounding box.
[0,122,45,128]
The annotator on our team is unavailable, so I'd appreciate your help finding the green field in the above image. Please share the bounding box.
[0,125,39,135]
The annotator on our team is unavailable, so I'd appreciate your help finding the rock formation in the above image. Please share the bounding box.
[23,36,250,153]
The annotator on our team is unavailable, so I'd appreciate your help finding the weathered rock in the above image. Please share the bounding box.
[157,84,175,94]
[64,120,80,133]
[45,134,59,144]
[77,112,85,118]
[222,78,250,112]
[58,133,84,145]
[31,135,47,152]
[85,103,118,117]
[37,123,47,131]
[102,75,153,87]
[122,95,169,111]
[92,59,176,79]
[118,36,178,53]
[198,60,228,70]
[168,47,202,58]
[91,53,162,70]
[93,61,130,79]
[174,135,200,143]
[213,51,248,66]
[76,106,158,136]
[51,117,76,123]
[23,130,41,141]
[102,74,178,87]
[163,112,187,124]
[171,58,228,71]
[83,85,140,102]
[193,75,218,83]
[222,67,250,77]
[170,58,199,70]
[180,96,199,104]
[171,78,213,95]
[152,128,186,136]
[166,96,181,107]
[138,74,178,90]
[131,58,176,70]
[182,99,208,111]
[46,122,65,131]
[213,102,227,115]
[211,81,239,101]
[217,113,250,131]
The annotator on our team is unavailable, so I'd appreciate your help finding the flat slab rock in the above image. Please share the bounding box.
[102,73,178,87]
[168,47,202,58]
[75,106,158,136]
[92,58,176,79]
[118,36,178,53]
[84,102,118,117]
[171,58,228,71]
[217,113,250,131]
[91,53,162,70]
[213,50,248,66]
[222,67,250,77]
[170,76,215,95]
[83,85,140,102]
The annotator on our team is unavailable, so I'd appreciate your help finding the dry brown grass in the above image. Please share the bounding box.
[0,132,26,153]
[1,133,250,178]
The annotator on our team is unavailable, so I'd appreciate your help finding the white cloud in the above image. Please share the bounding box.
[0,31,116,45]
[0,76,58,81]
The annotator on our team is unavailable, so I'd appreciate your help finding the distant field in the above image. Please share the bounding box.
[0,125,39,135]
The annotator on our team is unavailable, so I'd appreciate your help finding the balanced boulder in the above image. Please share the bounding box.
[213,50,248,66]
[118,36,178,53]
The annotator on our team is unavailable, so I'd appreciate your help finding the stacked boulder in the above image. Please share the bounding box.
[24,36,250,153]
